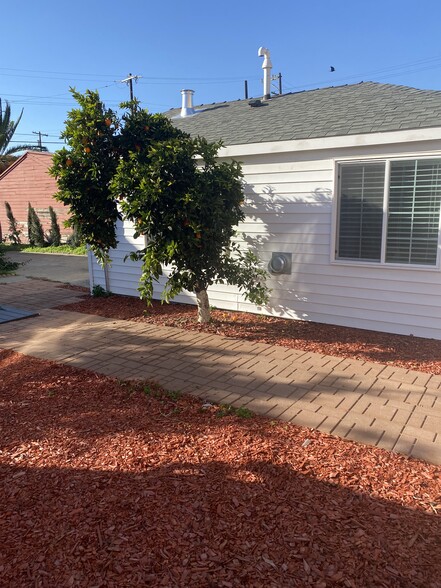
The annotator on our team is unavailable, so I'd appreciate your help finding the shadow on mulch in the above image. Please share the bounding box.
[2,461,440,587]
[1,351,440,588]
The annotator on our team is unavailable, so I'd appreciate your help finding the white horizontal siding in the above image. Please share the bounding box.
[244,169,331,185]
[88,137,441,340]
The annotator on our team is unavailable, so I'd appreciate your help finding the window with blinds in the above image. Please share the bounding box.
[336,158,441,266]
[386,160,441,265]
[338,163,385,261]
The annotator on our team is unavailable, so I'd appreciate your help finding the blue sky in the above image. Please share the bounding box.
[3,0,441,152]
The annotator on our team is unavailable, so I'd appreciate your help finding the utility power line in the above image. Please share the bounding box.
[9,140,63,145]
[32,131,48,150]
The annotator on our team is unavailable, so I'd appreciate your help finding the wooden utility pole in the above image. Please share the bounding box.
[32,131,48,151]
[120,74,142,111]
[271,73,283,95]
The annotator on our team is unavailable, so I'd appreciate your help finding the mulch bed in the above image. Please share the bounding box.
[0,349,440,587]
[58,294,441,375]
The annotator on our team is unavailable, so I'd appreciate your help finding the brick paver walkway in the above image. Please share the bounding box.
[1,279,440,464]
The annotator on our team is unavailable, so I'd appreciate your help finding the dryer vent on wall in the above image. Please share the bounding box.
[268,252,292,275]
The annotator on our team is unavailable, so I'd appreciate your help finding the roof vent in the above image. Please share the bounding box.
[258,47,273,101]
[180,89,195,117]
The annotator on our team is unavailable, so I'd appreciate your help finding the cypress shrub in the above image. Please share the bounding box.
[48,206,61,246]
[67,222,82,247]
[4,202,22,244]
[27,203,45,246]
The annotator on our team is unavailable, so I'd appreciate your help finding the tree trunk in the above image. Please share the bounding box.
[195,288,210,323]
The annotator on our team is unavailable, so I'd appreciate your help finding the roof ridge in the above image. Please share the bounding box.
[167,81,441,114]
[168,81,441,146]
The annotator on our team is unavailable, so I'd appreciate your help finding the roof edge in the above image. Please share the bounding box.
[0,151,53,182]
[217,125,441,158]
[0,152,29,181]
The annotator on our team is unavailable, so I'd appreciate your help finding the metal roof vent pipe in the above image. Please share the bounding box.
[180,89,195,117]
[258,47,272,101]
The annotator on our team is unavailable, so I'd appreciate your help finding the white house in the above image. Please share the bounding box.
[89,81,441,340]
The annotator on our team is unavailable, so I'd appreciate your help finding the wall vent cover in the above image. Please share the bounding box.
[268,252,292,275]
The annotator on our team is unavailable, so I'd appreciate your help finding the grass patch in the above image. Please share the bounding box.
[143,384,181,402]
[216,404,254,418]
[1,243,86,255]
[164,389,182,401]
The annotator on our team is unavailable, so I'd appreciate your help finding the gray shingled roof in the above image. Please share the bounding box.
[168,82,441,145]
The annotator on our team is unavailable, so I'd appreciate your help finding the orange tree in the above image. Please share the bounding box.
[51,91,269,323]
[50,89,120,264]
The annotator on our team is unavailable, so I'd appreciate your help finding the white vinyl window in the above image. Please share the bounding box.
[336,158,441,266]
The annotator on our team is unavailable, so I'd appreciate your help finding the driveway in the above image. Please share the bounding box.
[1,251,89,287]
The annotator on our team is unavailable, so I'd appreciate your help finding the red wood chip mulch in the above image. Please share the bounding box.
[0,350,440,588]
[58,294,441,375]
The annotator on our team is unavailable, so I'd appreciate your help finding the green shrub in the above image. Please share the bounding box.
[4,202,22,244]
[0,243,20,274]
[92,284,112,297]
[47,206,61,246]
[66,222,83,247]
[27,203,45,247]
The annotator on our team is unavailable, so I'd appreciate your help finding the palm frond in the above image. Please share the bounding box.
[2,145,46,157]
[0,99,28,157]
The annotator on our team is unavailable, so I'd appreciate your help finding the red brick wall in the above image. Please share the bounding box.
[0,151,71,243]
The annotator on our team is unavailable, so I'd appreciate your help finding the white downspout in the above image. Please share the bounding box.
[258,47,272,101]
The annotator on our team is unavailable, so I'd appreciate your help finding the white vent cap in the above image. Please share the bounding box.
[258,47,273,101]
[181,89,195,117]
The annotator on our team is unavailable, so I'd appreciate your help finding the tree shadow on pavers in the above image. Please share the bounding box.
[0,279,88,310]
[58,291,441,373]
[0,320,404,403]
[0,459,439,587]
[2,321,431,466]
[0,348,384,463]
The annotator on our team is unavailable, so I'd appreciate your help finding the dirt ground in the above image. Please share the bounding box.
[1,349,440,588]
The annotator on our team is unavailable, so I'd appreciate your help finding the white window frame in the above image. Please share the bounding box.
[331,155,441,270]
